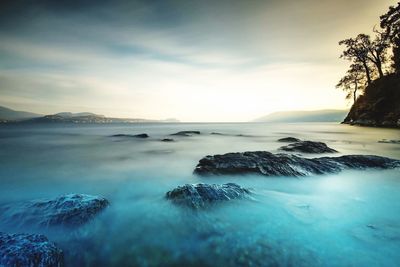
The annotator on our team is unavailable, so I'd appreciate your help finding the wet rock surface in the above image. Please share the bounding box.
[170,131,200,136]
[0,194,109,228]
[111,133,149,138]
[166,183,252,209]
[194,151,400,177]
[0,232,64,267]
[279,141,338,153]
[277,137,301,142]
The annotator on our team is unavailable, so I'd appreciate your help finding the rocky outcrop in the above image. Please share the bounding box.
[0,232,64,267]
[170,131,200,136]
[279,141,337,153]
[0,194,109,228]
[194,151,400,177]
[343,74,400,128]
[166,183,252,209]
[111,133,149,138]
[277,137,301,142]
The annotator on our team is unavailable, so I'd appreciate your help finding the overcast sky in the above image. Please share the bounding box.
[0,0,397,121]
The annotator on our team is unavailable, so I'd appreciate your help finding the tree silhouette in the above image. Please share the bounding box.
[336,63,366,104]
[380,2,400,73]
[366,31,389,77]
[339,35,373,85]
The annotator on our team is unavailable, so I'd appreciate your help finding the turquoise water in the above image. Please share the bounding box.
[0,122,399,266]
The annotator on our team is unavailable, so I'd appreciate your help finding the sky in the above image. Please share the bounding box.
[0,0,397,122]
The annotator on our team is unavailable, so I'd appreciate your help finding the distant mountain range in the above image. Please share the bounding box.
[253,109,348,123]
[0,106,41,122]
[0,106,179,124]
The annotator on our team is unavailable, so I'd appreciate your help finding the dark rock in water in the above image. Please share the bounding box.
[277,137,301,143]
[378,139,400,144]
[279,141,337,153]
[235,134,255,137]
[133,133,149,138]
[194,151,400,177]
[111,133,149,138]
[0,194,109,228]
[170,131,200,136]
[0,232,64,267]
[210,132,224,135]
[161,138,174,142]
[166,183,252,209]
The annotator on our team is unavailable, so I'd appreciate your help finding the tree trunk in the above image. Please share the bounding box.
[353,78,358,104]
[376,55,384,78]
[362,61,372,85]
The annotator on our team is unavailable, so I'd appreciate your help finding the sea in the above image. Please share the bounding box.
[0,122,399,266]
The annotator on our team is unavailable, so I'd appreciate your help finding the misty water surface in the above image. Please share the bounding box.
[0,122,399,266]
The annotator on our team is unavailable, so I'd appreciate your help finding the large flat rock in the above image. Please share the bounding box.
[194,151,400,177]
[0,232,63,267]
[0,194,109,228]
[166,183,252,209]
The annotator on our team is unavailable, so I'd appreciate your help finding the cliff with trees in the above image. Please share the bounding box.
[337,2,400,128]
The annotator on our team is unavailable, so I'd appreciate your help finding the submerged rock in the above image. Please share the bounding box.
[161,138,174,142]
[0,232,64,267]
[279,141,337,153]
[170,131,200,136]
[166,183,252,209]
[111,133,149,138]
[277,137,301,142]
[378,139,400,144]
[0,194,109,228]
[194,151,400,177]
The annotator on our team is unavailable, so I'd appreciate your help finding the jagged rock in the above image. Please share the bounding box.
[166,183,252,209]
[279,141,337,153]
[111,133,149,138]
[194,151,400,177]
[0,232,64,267]
[170,131,200,136]
[0,194,109,228]
[277,137,301,142]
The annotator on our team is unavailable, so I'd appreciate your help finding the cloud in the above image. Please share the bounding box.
[0,0,397,121]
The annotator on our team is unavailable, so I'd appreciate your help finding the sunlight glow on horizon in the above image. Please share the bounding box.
[0,0,397,122]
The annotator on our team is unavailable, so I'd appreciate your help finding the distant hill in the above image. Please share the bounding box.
[0,106,41,121]
[0,106,179,124]
[26,113,180,124]
[343,74,400,128]
[253,109,348,123]
[55,112,99,118]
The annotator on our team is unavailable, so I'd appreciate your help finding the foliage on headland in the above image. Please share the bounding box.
[338,2,400,128]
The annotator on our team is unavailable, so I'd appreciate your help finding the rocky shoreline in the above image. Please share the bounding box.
[342,120,400,128]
